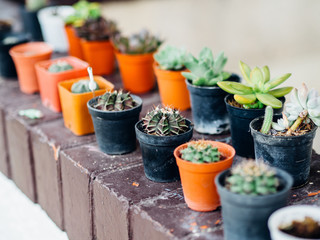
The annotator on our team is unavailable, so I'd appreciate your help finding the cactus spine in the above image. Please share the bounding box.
[260,106,273,134]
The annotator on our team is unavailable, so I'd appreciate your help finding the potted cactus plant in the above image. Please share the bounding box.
[112,29,163,94]
[250,83,319,187]
[88,90,142,154]
[153,45,190,110]
[135,106,193,182]
[35,56,89,112]
[173,140,235,212]
[181,48,240,135]
[58,76,114,136]
[216,160,293,240]
[217,61,292,158]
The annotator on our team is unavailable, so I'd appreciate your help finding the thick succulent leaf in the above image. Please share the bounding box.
[207,76,223,86]
[213,51,227,74]
[256,93,282,109]
[217,81,254,95]
[221,71,232,80]
[199,47,213,66]
[193,77,206,86]
[307,96,320,109]
[267,73,292,90]
[268,87,293,98]
[289,88,304,110]
[307,88,319,104]
[262,66,270,83]
[181,72,197,81]
[234,94,256,104]
[239,61,252,85]
[298,83,308,109]
[250,67,264,91]
[204,69,216,81]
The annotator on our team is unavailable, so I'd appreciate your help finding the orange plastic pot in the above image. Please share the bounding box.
[9,42,53,94]
[58,76,114,136]
[35,56,89,112]
[81,39,115,75]
[174,141,235,212]
[154,63,190,110]
[64,25,84,59]
[115,50,155,94]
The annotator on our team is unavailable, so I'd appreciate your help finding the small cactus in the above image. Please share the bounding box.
[142,106,188,136]
[180,140,220,163]
[260,106,273,134]
[71,79,99,94]
[48,61,73,73]
[93,90,136,111]
[226,161,279,196]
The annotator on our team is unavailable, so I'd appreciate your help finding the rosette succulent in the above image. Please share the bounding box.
[154,45,187,70]
[93,90,136,111]
[181,47,231,87]
[218,61,293,109]
[71,79,99,93]
[180,140,220,163]
[48,61,73,73]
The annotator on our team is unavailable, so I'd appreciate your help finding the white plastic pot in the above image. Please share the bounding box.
[268,205,320,240]
[37,6,75,52]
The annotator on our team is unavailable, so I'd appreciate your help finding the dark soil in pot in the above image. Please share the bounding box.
[186,74,240,135]
[250,115,317,188]
[225,94,284,158]
[216,168,293,240]
[135,119,193,182]
[20,6,43,41]
[87,95,142,155]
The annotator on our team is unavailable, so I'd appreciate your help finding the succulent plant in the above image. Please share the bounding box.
[93,90,136,111]
[112,29,163,54]
[226,161,279,196]
[26,0,47,11]
[48,61,73,73]
[260,106,274,134]
[71,79,99,94]
[271,113,292,132]
[181,48,231,87]
[218,61,293,109]
[180,140,220,163]
[154,45,187,71]
[142,106,189,136]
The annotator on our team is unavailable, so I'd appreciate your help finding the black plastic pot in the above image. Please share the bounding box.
[225,95,284,158]
[186,74,240,135]
[0,20,12,39]
[0,32,30,78]
[87,95,142,155]
[250,115,318,188]
[216,168,293,240]
[135,119,193,182]
[20,6,43,41]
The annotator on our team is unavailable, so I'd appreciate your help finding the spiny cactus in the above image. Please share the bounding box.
[142,106,188,136]
[180,140,220,163]
[226,161,279,196]
[154,45,187,71]
[218,61,292,109]
[71,79,99,94]
[112,29,163,54]
[181,48,231,87]
[93,90,136,111]
[48,61,73,73]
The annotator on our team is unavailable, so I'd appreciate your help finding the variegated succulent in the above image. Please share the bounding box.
[217,61,293,109]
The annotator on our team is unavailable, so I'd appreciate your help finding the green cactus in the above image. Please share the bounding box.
[154,45,187,71]
[112,29,163,54]
[180,140,220,163]
[217,61,293,109]
[181,48,231,87]
[48,61,73,73]
[71,79,99,94]
[260,106,273,134]
[226,161,279,196]
[93,90,136,111]
[142,106,188,136]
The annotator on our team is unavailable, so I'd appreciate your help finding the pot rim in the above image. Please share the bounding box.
[114,48,156,57]
[9,41,53,58]
[153,62,187,73]
[185,74,239,91]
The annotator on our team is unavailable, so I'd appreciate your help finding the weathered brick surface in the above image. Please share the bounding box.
[31,119,96,229]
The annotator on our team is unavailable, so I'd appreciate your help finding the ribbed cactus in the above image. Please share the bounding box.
[93,90,136,111]
[260,106,273,134]
[142,106,188,136]
[71,79,99,94]
[226,161,279,196]
[180,141,220,163]
[48,61,73,73]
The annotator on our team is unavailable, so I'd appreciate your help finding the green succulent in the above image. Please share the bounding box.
[71,79,99,94]
[94,90,136,111]
[142,106,188,136]
[48,61,73,73]
[180,140,220,163]
[154,45,187,71]
[181,47,231,87]
[26,0,47,11]
[217,61,293,109]
[226,161,279,196]
[112,29,163,54]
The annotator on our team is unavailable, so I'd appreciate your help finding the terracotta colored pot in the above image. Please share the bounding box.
[174,140,235,212]
[58,76,114,136]
[9,42,53,94]
[115,50,155,94]
[81,39,115,75]
[35,56,89,112]
[154,63,190,110]
[65,25,83,59]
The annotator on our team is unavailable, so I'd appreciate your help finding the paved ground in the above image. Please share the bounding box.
[0,172,68,240]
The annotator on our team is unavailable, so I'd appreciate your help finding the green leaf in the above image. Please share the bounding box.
[217,81,254,95]
[213,51,227,73]
[268,87,293,97]
[181,72,197,81]
[250,67,264,90]
[199,47,213,65]
[268,73,292,89]
[193,77,206,86]
[208,76,223,86]
[221,72,232,80]
[234,94,257,104]
[239,61,252,85]
[262,66,270,83]
[256,93,282,109]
